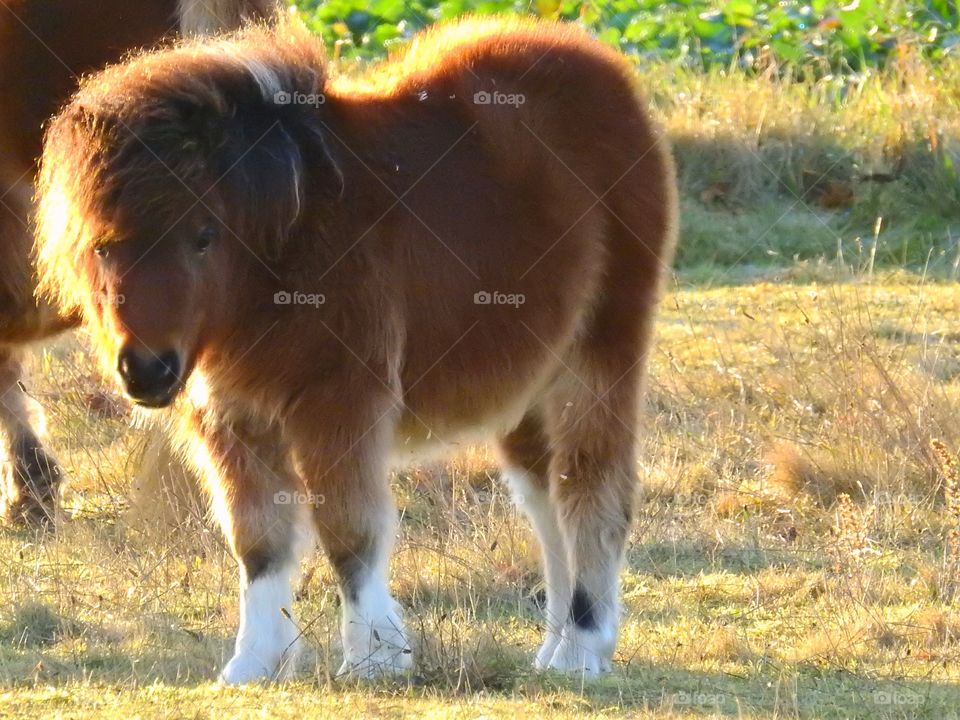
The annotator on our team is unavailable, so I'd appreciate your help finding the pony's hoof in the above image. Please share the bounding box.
[1,443,62,527]
[219,652,275,685]
[338,609,413,679]
[533,634,561,670]
[545,632,613,677]
[1,491,54,527]
[338,637,413,679]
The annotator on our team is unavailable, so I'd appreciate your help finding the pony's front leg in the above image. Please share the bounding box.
[289,398,411,678]
[183,406,310,684]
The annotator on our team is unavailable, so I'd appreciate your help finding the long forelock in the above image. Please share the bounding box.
[179,20,327,105]
[36,18,327,314]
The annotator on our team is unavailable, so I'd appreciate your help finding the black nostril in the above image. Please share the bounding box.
[156,351,180,381]
[117,348,181,397]
[117,348,141,382]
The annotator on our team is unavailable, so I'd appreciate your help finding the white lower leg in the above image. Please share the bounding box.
[220,559,301,684]
[548,510,625,676]
[338,559,411,677]
[547,581,619,676]
[503,468,572,669]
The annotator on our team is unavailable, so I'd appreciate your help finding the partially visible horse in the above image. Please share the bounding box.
[37,18,677,681]
[0,0,279,523]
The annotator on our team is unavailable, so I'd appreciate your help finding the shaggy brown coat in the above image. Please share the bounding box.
[37,18,677,678]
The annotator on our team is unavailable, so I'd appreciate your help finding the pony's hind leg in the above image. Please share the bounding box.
[538,119,672,674]
[183,405,311,684]
[497,411,572,669]
[0,348,62,525]
[540,352,645,676]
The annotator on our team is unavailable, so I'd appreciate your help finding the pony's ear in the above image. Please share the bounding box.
[215,114,308,261]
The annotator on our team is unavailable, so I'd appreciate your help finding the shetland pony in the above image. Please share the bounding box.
[0,0,278,523]
[36,18,677,681]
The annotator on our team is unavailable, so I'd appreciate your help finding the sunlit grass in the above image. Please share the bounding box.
[2,269,959,717]
[653,49,960,273]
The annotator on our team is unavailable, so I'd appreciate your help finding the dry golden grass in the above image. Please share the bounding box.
[766,442,872,506]
[654,51,960,273]
[1,271,958,717]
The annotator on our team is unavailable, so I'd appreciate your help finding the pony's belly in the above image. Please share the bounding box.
[390,388,535,466]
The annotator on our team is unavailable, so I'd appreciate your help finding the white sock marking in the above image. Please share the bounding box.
[502,467,572,670]
[338,564,412,677]
[220,560,300,684]
[546,621,617,676]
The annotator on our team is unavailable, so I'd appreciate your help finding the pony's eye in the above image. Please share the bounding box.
[94,245,110,259]
[195,226,217,254]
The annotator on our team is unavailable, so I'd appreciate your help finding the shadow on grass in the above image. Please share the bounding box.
[554,660,960,719]
[669,134,960,288]
[629,537,816,579]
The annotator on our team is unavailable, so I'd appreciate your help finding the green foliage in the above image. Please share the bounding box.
[293,0,960,71]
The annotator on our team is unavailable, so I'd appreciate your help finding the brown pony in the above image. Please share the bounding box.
[0,0,278,523]
[36,18,677,681]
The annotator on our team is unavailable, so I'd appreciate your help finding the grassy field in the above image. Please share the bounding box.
[3,2,960,719]
[3,272,959,718]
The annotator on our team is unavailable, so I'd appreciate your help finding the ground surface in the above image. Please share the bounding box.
[2,272,959,718]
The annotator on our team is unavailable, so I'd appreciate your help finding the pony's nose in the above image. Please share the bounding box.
[117,347,181,406]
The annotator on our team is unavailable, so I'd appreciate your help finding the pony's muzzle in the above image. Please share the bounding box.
[117,347,182,407]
